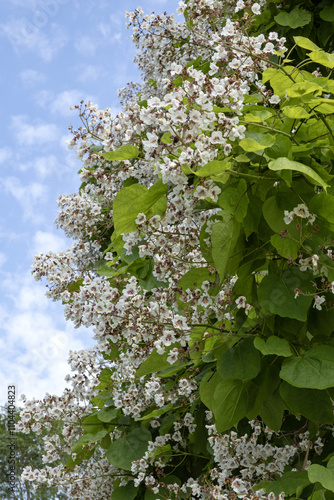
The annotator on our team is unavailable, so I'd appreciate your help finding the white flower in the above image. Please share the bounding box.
[269,94,280,105]
[293,204,310,218]
[299,257,311,272]
[172,315,189,330]
[268,32,279,41]
[135,213,146,225]
[313,295,326,310]
[176,1,187,15]
[234,0,245,12]
[311,254,319,272]
[307,213,316,224]
[264,42,275,53]
[283,210,293,224]
[167,348,179,365]
[251,3,261,15]
[235,296,247,309]
[147,96,161,108]
[154,393,165,407]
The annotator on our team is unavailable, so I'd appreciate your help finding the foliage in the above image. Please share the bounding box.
[17,0,334,498]
[0,405,67,499]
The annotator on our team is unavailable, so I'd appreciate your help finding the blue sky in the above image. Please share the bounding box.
[0,0,181,404]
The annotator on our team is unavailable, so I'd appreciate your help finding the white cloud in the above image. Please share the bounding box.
[74,35,98,56]
[19,68,46,87]
[31,230,66,256]
[5,0,39,7]
[1,18,67,61]
[75,64,105,83]
[97,23,122,42]
[0,309,91,402]
[0,271,95,402]
[35,89,97,116]
[0,147,12,164]
[1,176,48,222]
[0,253,7,268]
[18,153,71,178]
[34,89,53,108]
[98,22,111,40]
[10,115,60,146]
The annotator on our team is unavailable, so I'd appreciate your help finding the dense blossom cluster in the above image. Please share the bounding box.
[15,0,334,498]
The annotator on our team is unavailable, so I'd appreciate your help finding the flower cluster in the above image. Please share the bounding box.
[283,204,316,226]
[15,0,334,498]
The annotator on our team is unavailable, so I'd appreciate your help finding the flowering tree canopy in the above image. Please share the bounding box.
[16,0,334,498]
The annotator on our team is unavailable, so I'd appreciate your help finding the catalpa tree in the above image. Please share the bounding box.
[16,0,334,498]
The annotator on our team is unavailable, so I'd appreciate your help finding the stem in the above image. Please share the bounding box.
[302,440,311,470]
[239,120,299,144]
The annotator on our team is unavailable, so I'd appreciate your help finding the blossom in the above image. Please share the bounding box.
[313,295,326,310]
[19,1,300,497]
[283,210,293,224]
[251,3,261,15]
[269,94,280,104]
[293,204,310,218]
[135,213,146,225]
[284,204,316,226]
[235,296,247,308]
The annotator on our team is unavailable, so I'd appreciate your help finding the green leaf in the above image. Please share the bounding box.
[270,234,300,260]
[76,429,108,444]
[308,306,334,337]
[254,471,310,495]
[258,387,285,431]
[247,365,281,420]
[178,267,215,293]
[287,82,322,98]
[101,145,139,161]
[97,408,118,423]
[268,157,329,190]
[293,36,320,52]
[308,459,334,492]
[243,191,262,234]
[274,8,312,29]
[136,403,174,421]
[161,131,172,144]
[242,108,273,123]
[218,179,249,222]
[282,106,311,119]
[199,371,222,411]
[279,382,334,423]
[65,442,95,472]
[106,428,151,470]
[262,195,294,233]
[113,180,167,236]
[111,483,138,500]
[254,336,292,357]
[82,412,106,434]
[212,378,256,432]
[135,348,174,378]
[309,192,334,224]
[211,214,241,280]
[263,69,294,98]
[239,134,276,152]
[280,345,334,390]
[262,68,278,84]
[258,268,314,321]
[308,51,334,69]
[195,159,231,178]
[319,6,334,22]
[138,258,168,291]
[217,337,261,382]
[67,278,84,292]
